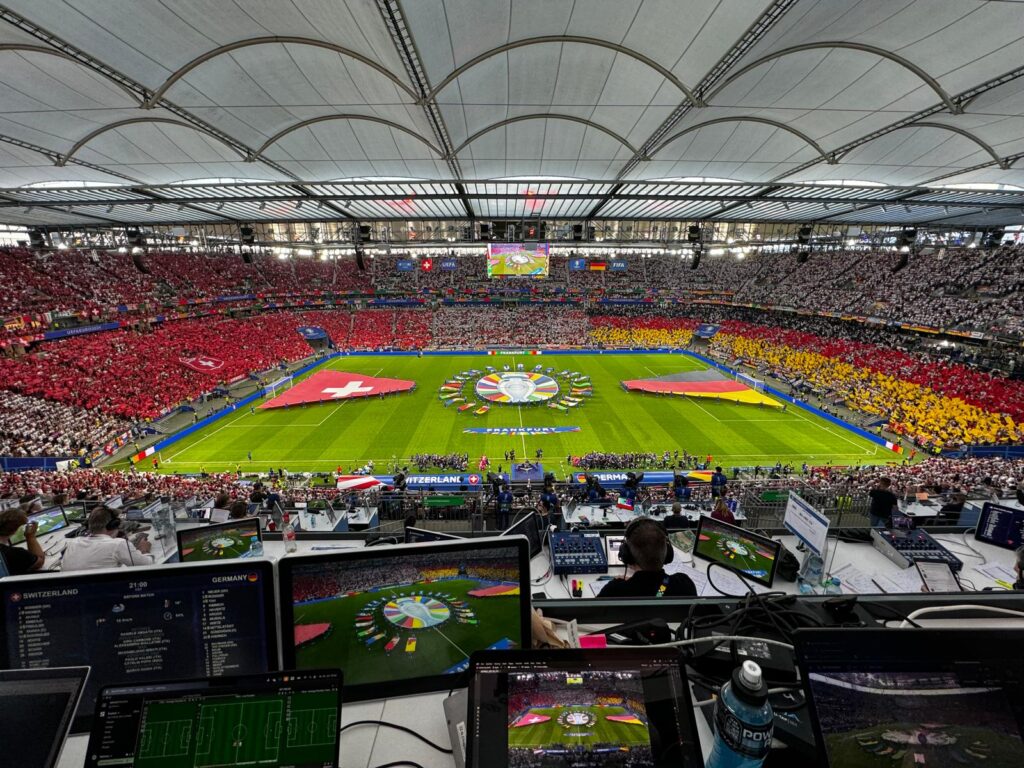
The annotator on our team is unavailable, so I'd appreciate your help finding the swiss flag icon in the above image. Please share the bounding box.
[179,355,225,373]
[260,370,416,409]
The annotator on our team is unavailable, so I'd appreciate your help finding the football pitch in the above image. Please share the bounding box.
[508,705,651,749]
[179,525,260,562]
[292,578,521,686]
[152,352,893,474]
[134,692,338,768]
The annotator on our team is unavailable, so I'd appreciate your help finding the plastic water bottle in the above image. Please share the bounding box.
[249,539,264,558]
[824,577,843,595]
[797,578,815,595]
[707,661,774,768]
[282,513,297,554]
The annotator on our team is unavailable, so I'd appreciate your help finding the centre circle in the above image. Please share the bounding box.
[382,596,451,629]
[475,373,560,404]
[209,537,235,550]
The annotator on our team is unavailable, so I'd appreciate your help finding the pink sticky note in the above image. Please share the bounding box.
[579,634,608,649]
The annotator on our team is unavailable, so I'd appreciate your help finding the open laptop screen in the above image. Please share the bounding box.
[467,648,701,768]
[797,628,1024,767]
[0,667,89,768]
[87,669,342,768]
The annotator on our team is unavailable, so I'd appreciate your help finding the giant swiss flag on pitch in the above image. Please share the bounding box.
[260,370,415,409]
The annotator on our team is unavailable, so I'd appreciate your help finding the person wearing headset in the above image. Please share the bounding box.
[61,506,154,571]
[597,517,697,598]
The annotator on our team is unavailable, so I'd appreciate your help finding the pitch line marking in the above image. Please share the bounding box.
[163,405,252,463]
[431,625,470,659]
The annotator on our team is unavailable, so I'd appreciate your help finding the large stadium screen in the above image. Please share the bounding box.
[693,516,781,587]
[486,243,550,278]
[278,537,531,701]
[798,628,1024,768]
[86,669,342,768]
[467,648,702,768]
[0,560,277,732]
[177,518,263,562]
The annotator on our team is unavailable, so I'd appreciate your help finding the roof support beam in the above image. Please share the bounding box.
[704,42,960,113]
[651,117,833,164]
[143,36,419,106]
[451,114,642,157]
[0,133,142,184]
[376,0,473,218]
[250,115,444,161]
[57,118,251,166]
[420,35,702,108]
[0,44,142,104]
[770,65,1024,184]
[0,9,300,181]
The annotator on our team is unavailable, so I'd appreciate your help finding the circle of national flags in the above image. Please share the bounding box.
[476,372,559,403]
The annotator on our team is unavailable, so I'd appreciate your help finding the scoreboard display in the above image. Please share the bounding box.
[487,243,550,278]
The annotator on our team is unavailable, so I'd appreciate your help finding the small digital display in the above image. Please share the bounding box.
[1,561,277,731]
[487,243,549,278]
[177,518,262,562]
[279,538,530,700]
[975,502,1024,551]
[10,507,68,545]
[468,649,701,768]
[693,516,781,587]
[87,670,341,768]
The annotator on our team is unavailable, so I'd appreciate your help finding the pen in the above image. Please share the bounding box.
[870,578,887,593]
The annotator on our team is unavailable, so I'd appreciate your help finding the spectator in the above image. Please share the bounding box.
[868,478,898,528]
[60,506,154,570]
[0,508,45,574]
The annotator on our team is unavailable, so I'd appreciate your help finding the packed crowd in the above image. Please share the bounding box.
[0,391,135,458]
[588,314,696,347]
[430,306,588,348]
[710,320,1023,449]
[5,243,1024,343]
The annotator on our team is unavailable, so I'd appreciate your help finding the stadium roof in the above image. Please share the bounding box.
[1,0,1024,227]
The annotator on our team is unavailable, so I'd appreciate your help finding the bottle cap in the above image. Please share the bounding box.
[732,660,768,705]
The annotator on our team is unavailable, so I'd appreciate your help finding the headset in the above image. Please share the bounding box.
[618,517,674,567]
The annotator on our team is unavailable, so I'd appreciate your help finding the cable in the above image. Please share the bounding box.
[339,720,453,754]
[615,634,795,653]
[898,604,1024,629]
[860,600,922,628]
[930,536,985,561]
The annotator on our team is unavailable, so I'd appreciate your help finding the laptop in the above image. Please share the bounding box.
[465,648,702,768]
[0,667,90,768]
[86,669,343,768]
[796,628,1024,767]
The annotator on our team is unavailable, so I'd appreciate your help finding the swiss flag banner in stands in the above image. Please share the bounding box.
[179,355,225,373]
[260,370,416,409]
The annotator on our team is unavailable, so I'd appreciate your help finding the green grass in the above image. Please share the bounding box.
[178,525,261,562]
[292,578,521,687]
[508,705,651,749]
[153,353,893,474]
[136,691,338,768]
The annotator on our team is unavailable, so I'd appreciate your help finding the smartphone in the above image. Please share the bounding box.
[915,560,962,593]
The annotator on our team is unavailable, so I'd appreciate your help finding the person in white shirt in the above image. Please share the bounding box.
[61,506,154,571]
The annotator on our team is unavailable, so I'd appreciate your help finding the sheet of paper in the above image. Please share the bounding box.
[829,562,882,594]
[664,560,710,596]
[974,562,1017,585]
[886,567,924,593]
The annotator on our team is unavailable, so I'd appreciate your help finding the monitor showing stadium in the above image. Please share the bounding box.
[467,648,701,768]
[693,516,781,587]
[177,518,263,562]
[278,537,531,701]
[798,628,1024,768]
[486,243,550,278]
[0,561,278,732]
[10,506,68,545]
[86,669,342,768]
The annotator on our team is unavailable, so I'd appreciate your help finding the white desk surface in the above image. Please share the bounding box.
[36,524,1022,768]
